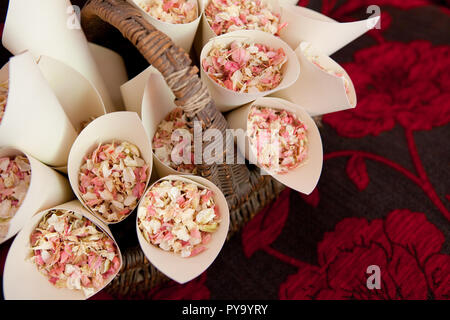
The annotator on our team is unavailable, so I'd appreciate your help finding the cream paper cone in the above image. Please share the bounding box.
[226,97,323,194]
[273,42,356,116]
[200,30,300,112]
[88,43,128,110]
[121,65,186,177]
[0,147,73,244]
[37,55,106,133]
[0,52,78,167]
[120,65,155,116]
[141,70,186,178]
[278,0,299,5]
[279,5,380,55]
[195,0,281,54]
[136,174,229,284]
[67,112,153,225]
[2,0,115,112]
[3,200,123,300]
[127,0,203,53]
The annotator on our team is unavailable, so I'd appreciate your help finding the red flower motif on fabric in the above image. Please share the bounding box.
[323,41,450,137]
[279,209,450,300]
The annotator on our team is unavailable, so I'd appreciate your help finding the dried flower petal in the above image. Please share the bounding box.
[78,141,149,222]
[152,108,197,174]
[137,179,220,258]
[248,106,308,174]
[0,80,9,125]
[205,0,285,36]
[203,40,286,93]
[29,209,120,297]
[0,155,31,240]
[136,0,198,24]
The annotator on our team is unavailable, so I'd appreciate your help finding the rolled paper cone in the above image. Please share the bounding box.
[88,43,129,110]
[120,65,155,116]
[278,0,299,5]
[0,147,74,244]
[141,70,186,178]
[196,0,281,54]
[200,30,300,112]
[279,5,380,55]
[67,112,153,225]
[136,174,229,284]
[37,55,106,133]
[226,96,323,194]
[273,42,356,116]
[3,200,123,300]
[0,52,78,167]
[2,0,115,112]
[127,0,203,53]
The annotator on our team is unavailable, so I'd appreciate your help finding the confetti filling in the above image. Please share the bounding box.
[138,179,220,258]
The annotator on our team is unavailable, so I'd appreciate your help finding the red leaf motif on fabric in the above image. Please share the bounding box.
[425,254,450,300]
[446,195,450,202]
[346,155,370,191]
[150,273,210,300]
[300,187,320,207]
[242,189,291,258]
[280,209,449,300]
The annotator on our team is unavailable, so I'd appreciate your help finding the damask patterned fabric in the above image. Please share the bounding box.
[0,0,449,300]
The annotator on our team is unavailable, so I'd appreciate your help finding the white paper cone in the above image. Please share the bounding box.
[2,0,115,112]
[120,65,155,116]
[274,42,356,116]
[200,30,300,112]
[67,112,153,224]
[0,147,74,244]
[3,200,123,300]
[226,97,323,194]
[37,55,106,133]
[279,5,380,55]
[278,0,299,6]
[136,174,229,283]
[88,43,129,110]
[0,52,78,167]
[127,0,203,53]
[196,0,281,52]
[140,70,185,178]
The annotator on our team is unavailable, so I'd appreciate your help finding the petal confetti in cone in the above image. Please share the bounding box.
[128,0,203,53]
[196,0,282,51]
[141,69,189,178]
[37,55,106,133]
[0,147,74,244]
[0,52,78,167]
[200,30,300,112]
[136,174,229,284]
[68,112,153,225]
[3,200,123,300]
[121,66,192,177]
[2,0,116,112]
[279,5,380,55]
[274,42,356,116]
[226,97,323,194]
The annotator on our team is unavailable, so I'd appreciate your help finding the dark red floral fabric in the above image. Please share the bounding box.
[0,0,449,300]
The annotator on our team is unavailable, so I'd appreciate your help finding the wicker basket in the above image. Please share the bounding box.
[80,0,285,297]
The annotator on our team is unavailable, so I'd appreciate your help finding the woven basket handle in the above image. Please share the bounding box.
[80,0,251,208]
